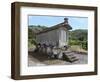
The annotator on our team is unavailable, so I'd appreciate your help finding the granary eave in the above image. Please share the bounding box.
[36,18,72,35]
[36,24,72,35]
[65,24,72,30]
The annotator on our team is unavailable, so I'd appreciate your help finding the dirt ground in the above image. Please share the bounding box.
[28,51,88,66]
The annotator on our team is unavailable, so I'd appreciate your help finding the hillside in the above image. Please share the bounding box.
[28,25,48,34]
[69,29,88,41]
[69,29,88,50]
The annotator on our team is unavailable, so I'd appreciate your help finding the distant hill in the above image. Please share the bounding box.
[69,29,88,41]
[28,25,48,34]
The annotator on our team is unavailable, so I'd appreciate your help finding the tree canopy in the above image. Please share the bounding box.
[69,29,88,50]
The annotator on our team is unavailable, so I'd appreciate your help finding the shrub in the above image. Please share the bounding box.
[81,41,88,50]
[28,39,37,48]
[69,40,87,50]
[69,40,80,45]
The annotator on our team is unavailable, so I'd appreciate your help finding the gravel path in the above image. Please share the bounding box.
[28,52,88,66]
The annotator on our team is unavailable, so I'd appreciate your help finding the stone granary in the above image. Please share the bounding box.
[36,18,72,48]
[35,18,78,62]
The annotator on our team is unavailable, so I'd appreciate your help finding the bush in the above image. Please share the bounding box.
[81,41,87,50]
[28,39,37,48]
[69,40,87,50]
[69,40,80,45]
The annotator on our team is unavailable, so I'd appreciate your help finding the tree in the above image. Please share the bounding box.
[69,29,88,50]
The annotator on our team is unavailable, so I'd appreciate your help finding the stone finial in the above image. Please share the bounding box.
[64,18,68,24]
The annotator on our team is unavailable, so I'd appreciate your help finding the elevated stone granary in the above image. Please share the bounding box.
[36,18,72,48]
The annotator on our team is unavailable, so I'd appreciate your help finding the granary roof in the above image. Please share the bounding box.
[36,18,72,35]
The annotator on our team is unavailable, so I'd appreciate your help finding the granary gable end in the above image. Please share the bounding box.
[36,18,72,48]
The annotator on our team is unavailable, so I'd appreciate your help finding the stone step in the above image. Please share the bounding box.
[63,52,79,63]
[70,58,79,62]
[62,51,72,54]
[69,56,76,59]
[67,54,74,56]
[67,55,78,62]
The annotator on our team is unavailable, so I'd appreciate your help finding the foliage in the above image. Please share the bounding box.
[81,40,87,50]
[28,25,48,48]
[69,29,87,41]
[69,29,88,50]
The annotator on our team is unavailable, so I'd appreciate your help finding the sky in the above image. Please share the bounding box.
[28,15,88,30]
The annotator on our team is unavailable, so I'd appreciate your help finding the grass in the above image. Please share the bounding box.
[68,45,87,54]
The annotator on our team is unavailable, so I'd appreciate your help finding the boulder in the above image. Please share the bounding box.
[57,51,63,59]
